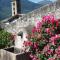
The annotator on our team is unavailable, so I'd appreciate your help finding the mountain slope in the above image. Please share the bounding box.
[21,0,42,13]
[38,0,52,6]
[0,0,11,20]
[0,0,52,20]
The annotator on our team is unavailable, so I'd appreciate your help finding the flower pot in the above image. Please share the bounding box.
[0,47,31,60]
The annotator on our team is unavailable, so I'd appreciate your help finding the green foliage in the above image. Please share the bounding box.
[38,54,47,60]
[0,29,14,49]
[39,41,46,50]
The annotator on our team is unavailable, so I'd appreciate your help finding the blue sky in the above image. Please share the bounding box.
[29,0,56,3]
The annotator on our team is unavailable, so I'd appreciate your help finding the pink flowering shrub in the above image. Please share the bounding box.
[23,15,60,60]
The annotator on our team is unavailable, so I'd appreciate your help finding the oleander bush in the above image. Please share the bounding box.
[24,15,60,60]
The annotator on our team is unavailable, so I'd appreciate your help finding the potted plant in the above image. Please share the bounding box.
[24,15,60,60]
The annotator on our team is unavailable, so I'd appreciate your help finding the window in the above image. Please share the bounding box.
[13,3,15,6]
[13,8,15,10]
[14,12,15,15]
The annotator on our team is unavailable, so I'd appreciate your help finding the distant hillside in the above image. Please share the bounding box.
[38,0,52,6]
[0,0,52,20]
[0,0,11,20]
[21,0,42,13]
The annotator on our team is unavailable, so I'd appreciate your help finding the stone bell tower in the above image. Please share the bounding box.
[11,0,21,16]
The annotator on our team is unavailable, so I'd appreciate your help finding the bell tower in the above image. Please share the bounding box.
[11,0,21,16]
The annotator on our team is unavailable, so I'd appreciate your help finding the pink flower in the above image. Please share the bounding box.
[32,27,36,33]
[55,35,60,39]
[50,35,60,41]
[57,55,60,58]
[37,21,42,29]
[47,49,53,54]
[31,33,35,38]
[55,46,60,55]
[51,19,59,27]
[50,35,60,45]
[30,54,38,60]
[48,58,55,60]
[51,19,56,24]
[33,42,38,49]
[42,15,50,22]
[32,55,38,60]
[42,15,55,23]
[43,45,53,54]
[45,28,51,33]
[51,26,55,30]
[43,45,50,52]
[30,54,34,58]
[32,57,37,60]
[50,36,56,45]
[56,20,59,27]
[36,28,41,33]
[23,41,33,46]
[51,41,56,45]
